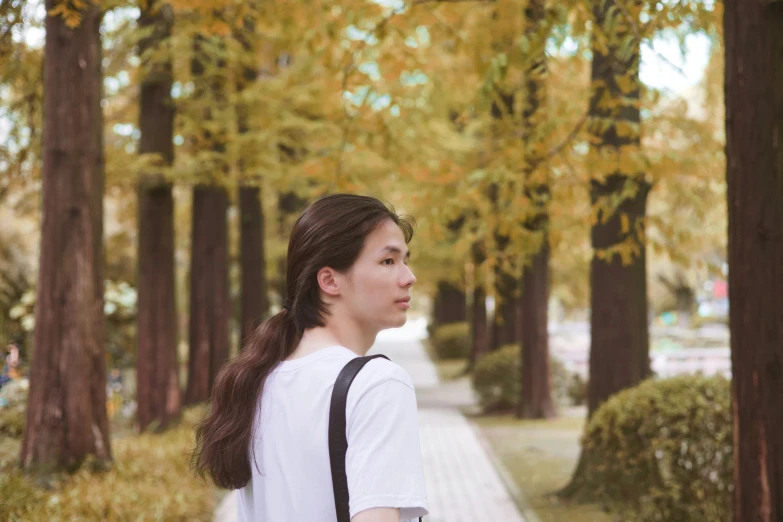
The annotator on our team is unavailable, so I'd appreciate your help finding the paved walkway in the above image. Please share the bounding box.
[215,325,526,521]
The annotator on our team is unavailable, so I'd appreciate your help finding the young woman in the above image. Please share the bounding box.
[193,194,429,522]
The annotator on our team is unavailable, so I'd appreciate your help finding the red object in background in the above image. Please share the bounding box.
[713,279,728,299]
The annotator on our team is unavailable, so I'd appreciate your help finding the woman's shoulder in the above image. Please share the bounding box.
[353,355,416,393]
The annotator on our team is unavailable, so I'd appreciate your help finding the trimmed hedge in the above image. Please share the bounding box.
[471,344,570,412]
[581,374,732,522]
[430,322,470,360]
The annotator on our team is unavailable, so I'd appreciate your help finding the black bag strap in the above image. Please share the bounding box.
[328,354,423,522]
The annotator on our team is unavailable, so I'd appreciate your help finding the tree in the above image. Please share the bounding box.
[561,0,648,496]
[724,2,783,520]
[235,6,269,346]
[21,2,111,470]
[585,0,647,417]
[135,0,181,431]
[183,34,230,404]
[518,0,555,420]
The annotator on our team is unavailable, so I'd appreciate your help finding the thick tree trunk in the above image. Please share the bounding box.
[239,186,267,344]
[561,0,648,499]
[725,2,783,520]
[184,187,230,404]
[21,2,111,470]
[587,176,649,415]
[518,0,555,420]
[135,0,180,432]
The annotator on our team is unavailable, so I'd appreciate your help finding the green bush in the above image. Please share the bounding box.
[0,379,29,438]
[430,322,470,360]
[0,406,218,522]
[567,373,588,406]
[580,374,732,522]
[472,345,520,411]
[471,344,570,412]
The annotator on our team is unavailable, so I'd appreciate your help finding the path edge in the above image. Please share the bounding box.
[465,414,544,522]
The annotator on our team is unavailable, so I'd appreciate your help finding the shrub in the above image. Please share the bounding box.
[0,379,29,439]
[430,322,470,360]
[580,374,732,522]
[0,406,218,522]
[567,373,588,406]
[472,345,520,411]
[471,344,570,412]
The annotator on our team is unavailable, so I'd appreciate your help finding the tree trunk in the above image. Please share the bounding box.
[520,240,555,418]
[276,191,307,302]
[184,186,230,404]
[469,242,490,369]
[239,186,267,344]
[561,0,647,498]
[433,281,467,326]
[587,184,649,416]
[135,0,180,432]
[235,4,269,348]
[470,282,489,367]
[518,0,555,420]
[492,269,520,350]
[725,2,783,520]
[584,0,647,419]
[21,2,111,470]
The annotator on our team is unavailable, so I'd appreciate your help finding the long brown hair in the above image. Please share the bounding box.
[191,193,415,489]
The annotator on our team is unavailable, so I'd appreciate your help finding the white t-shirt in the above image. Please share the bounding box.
[237,345,429,521]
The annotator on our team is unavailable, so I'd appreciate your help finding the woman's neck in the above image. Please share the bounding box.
[287,323,376,361]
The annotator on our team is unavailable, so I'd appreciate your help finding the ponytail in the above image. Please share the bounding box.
[191,308,300,489]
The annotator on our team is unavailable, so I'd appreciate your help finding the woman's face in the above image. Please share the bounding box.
[341,219,417,331]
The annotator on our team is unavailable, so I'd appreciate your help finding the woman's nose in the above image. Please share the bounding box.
[402,265,417,287]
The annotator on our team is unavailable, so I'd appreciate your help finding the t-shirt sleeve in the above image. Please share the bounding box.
[345,365,429,521]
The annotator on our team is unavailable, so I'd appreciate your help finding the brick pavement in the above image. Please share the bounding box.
[215,330,526,522]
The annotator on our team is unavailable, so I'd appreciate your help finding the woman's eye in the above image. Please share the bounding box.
[383,259,394,265]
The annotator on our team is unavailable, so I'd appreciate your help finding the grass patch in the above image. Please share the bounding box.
[472,414,614,522]
[0,405,220,522]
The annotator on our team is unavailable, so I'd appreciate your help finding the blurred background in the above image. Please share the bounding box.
[0,0,772,520]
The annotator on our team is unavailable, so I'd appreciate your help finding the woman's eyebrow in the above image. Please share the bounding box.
[381,246,411,259]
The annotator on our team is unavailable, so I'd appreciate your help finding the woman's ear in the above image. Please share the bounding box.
[316,266,342,299]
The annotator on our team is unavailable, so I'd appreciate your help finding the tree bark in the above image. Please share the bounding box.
[135,0,180,432]
[520,241,555,418]
[725,2,783,520]
[239,186,267,344]
[433,281,467,326]
[518,0,555,420]
[184,186,230,404]
[21,2,111,470]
